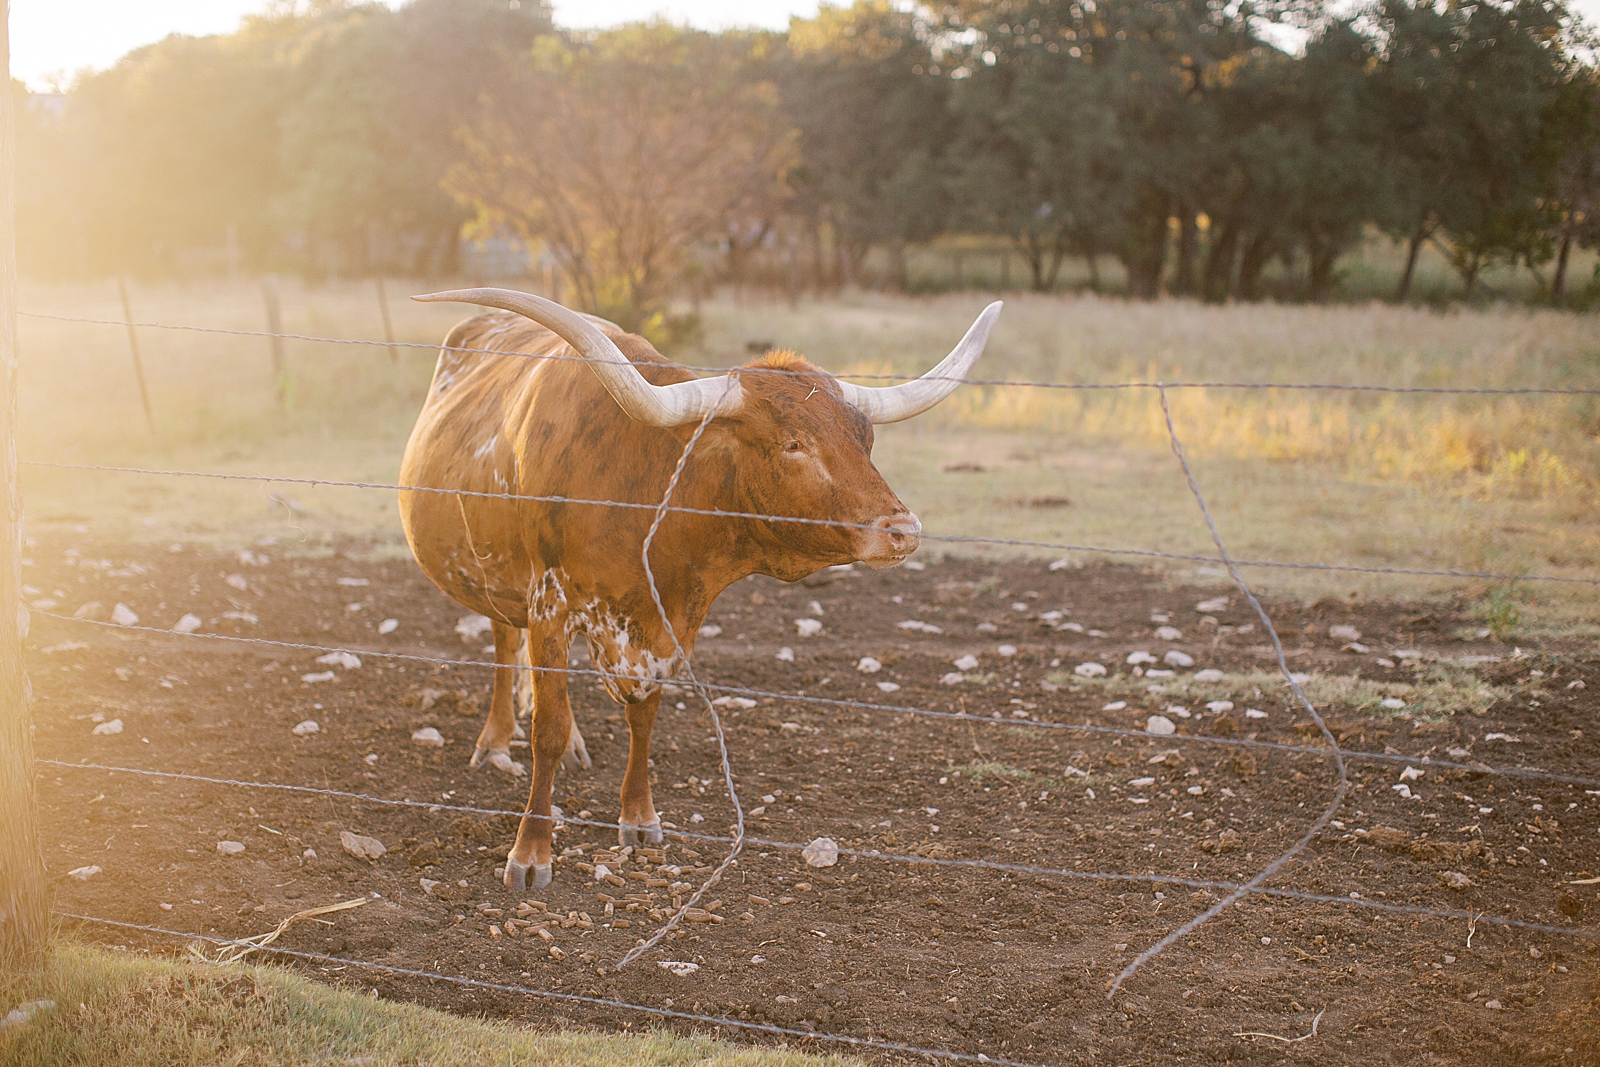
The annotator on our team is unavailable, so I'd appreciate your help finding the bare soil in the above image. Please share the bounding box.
[25,537,1600,1066]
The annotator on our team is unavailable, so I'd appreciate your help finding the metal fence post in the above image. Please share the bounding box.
[262,274,288,410]
[375,276,398,363]
[0,0,49,969]
[117,278,156,434]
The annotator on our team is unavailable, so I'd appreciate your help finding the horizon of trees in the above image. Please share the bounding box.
[12,0,1600,326]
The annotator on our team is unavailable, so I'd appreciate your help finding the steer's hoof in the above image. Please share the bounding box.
[503,859,552,893]
[562,729,592,772]
[619,819,663,847]
[471,746,526,778]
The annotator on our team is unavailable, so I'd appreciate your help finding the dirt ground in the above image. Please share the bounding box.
[23,536,1600,1066]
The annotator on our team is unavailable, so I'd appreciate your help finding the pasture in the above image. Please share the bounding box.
[7,278,1600,1064]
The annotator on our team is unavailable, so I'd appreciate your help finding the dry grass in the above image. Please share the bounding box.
[0,941,855,1067]
[15,279,1599,634]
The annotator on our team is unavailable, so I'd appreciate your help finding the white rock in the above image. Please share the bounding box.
[711,696,758,709]
[1193,668,1225,683]
[111,603,139,627]
[1195,597,1229,613]
[594,864,612,881]
[1289,672,1311,684]
[1102,701,1126,711]
[1126,651,1156,665]
[903,560,925,571]
[315,651,362,670]
[1329,624,1362,642]
[1380,697,1406,709]
[411,727,445,748]
[217,840,246,855]
[976,621,998,633]
[1484,732,1520,742]
[1145,715,1176,736]
[222,610,258,624]
[378,618,399,635]
[1144,669,1174,678]
[0,1000,55,1029]
[1048,558,1076,571]
[1344,641,1370,654]
[67,865,101,881]
[1206,700,1234,713]
[775,646,795,662]
[940,672,964,685]
[301,671,336,684]
[455,614,493,641]
[1245,708,1267,719]
[340,831,386,861]
[1074,662,1107,678]
[1167,705,1191,718]
[1128,777,1156,787]
[1155,625,1183,641]
[291,720,320,736]
[225,574,249,591]
[808,600,825,615]
[897,619,943,634]
[857,657,882,673]
[659,961,700,977]
[698,625,723,638]
[997,644,1017,657]
[419,877,442,896]
[876,681,901,693]
[336,577,369,587]
[795,618,823,637]
[1399,765,1425,781]
[953,654,980,671]
[91,718,123,736]
[802,836,839,867]
[171,613,203,634]
[1163,650,1195,668]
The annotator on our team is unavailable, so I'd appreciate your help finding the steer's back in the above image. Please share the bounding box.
[399,311,695,623]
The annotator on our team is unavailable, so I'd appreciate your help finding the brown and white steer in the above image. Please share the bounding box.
[399,288,1001,891]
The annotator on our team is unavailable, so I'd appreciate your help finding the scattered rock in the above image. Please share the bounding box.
[91,718,123,736]
[1,1000,55,1030]
[1379,697,1406,710]
[1074,662,1106,678]
[856,657,882,673]
[378,618,399,635]
[171,614,203,634]
[455,614,492,641]
[340,831,386,861]
[217,840,246,856]
[301,671,337,684]
[1206,700,1234,713]
[67,865,101,881]
[1201,829,1243,854]
[315,651,362,670]
[1329,624,1362,642]
[776,646,795,662]
[996,644,1017,657]
[411,727,445,748]
[1399,766,1425,781]
[712,696,757,709]
[1245,708,1268,719]
[225,574,249,591]
[698,625,722,638]
[1230,751,1258,776]
[1155,625,1183,641]
[940,672,964,685]
[896,620,942,634]
[1102,701,1126,711]
[1163,650,1195,668]
[111,603,139,627]
[291,720,320,736]
[1195,597,1229,613]
[1145,715,1176,736]
[73,601,106,621]
[794,618,823,637]
[1484,999,1503,1011]
[802,837,839,867]
[1127,651,1156,665]
[1438,871,1475,890]
[953,654,979,671]
[877,682,900,693]
[419,877,442,896]
[1193,668,1225,683]
[659,961,700,976]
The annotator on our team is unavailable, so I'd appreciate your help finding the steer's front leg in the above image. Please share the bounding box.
[618,690,663,847]
[503,631,572,893]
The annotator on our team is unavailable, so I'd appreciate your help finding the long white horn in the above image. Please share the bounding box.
[837,301,1003,424]
[413,288,740,427]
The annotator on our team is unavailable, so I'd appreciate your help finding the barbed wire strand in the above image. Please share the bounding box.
[20,309,1600,397]
[56,913,1049,1067]
[620,381,745,967]
[22,459,1600,587]
[1108,387,1352,998]
[33,610,1600,790]
[37,759,1595,940]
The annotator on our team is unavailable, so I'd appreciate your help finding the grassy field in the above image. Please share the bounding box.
[15,277,1600,633]
[0,942,855,1067]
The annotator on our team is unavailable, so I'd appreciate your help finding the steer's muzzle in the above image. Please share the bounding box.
[858,512,922,568]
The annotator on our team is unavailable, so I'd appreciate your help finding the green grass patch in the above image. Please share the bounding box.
[0,941,857,1067]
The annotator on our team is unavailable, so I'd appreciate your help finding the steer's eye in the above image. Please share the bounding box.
[784,440,803,453]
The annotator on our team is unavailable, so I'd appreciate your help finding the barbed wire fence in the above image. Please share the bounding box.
[16,306,1600,1062]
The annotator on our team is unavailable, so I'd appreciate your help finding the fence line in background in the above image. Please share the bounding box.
[19,309,1600,397]
[38,758,1596,942]
[23,460,1600,587]
[61,914,1053,1067]
[36,610,1600,790]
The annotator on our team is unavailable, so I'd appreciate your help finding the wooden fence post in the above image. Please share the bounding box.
[262,274,287,410]
[0,0,50,969]
[117,278,156,434]
[374,276,398,363]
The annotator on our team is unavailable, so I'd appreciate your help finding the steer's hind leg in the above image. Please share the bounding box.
[617,691,663,847]
[503,629,572,893]
[470,621,526,778]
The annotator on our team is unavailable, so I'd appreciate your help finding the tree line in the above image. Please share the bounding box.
[13,0,1600,326]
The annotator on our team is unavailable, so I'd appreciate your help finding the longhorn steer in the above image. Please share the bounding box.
[399,289,1001,891]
